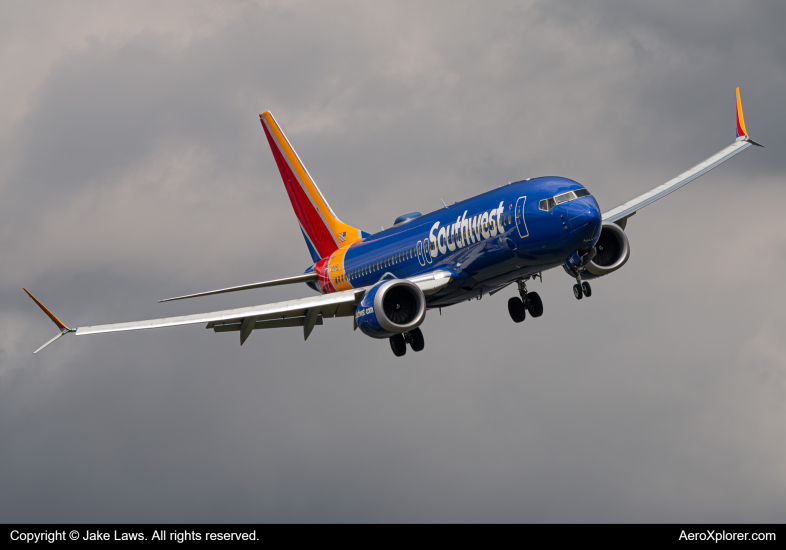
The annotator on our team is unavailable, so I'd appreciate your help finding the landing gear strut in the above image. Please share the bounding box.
[508,279,544,323]
[572,272,591,300]
[390,327,425,357]
[405,327,425,352]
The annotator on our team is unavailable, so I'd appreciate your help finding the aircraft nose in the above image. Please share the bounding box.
[567,198,602,244]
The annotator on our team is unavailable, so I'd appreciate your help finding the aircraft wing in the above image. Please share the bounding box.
[603,87,761,225]
[25,270,453,351]
[602,140,752,225]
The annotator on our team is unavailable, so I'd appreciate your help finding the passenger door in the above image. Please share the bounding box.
[515,196,529,239]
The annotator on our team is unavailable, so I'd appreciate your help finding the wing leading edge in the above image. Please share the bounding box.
[602,87,761,225]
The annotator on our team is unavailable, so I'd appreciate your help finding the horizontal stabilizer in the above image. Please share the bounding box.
[158,273,319,303]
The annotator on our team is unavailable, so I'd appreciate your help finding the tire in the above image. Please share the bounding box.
[508,297,526,323]
[526,292,544,318]
[409,327,425,352]
[573,284,583,300]
[390,334,407,357]
[582,282,592,297]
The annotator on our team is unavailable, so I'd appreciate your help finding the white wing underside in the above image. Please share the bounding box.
[76,271,452,336]
[602,140,751,223]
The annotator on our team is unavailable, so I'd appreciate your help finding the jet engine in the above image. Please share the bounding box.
[581,222,630,280]
[355,280,426,338]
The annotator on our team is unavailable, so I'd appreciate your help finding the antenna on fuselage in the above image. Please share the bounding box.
[440,198,448,209]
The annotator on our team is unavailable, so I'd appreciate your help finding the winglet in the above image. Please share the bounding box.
[23,288,75,353]
[735,87,764,147]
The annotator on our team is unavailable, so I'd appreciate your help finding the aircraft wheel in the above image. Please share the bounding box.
[508,297,526,323]
[526,292,544,317]
[573,284,583,300]
[409,327,425,352]
[582,282,592,298]
[390,334,407,357]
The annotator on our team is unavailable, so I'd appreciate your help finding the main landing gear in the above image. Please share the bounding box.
[389,327,425,357]
[572,273,592,300]
[508,279,543,323]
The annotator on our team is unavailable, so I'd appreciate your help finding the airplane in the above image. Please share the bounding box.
[24,88,762,357]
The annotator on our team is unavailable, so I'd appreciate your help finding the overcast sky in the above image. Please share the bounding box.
[1,0,784,522]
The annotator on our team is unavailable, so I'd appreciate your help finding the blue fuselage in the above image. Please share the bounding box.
[313,177,602,306]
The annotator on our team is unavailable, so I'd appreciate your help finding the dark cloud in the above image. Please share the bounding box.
[1,1,784,522]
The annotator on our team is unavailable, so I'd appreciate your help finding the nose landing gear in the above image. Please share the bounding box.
[572,272,592,300]
[508,279,544,323]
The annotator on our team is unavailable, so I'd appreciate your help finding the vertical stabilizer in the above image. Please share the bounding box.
[260,112,365,262]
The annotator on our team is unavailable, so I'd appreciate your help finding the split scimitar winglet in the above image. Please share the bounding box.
[23,288,75,354]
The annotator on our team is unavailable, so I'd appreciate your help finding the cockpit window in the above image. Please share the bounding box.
[540,188,591,211]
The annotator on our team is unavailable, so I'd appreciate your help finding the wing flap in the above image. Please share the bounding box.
[77,291,358,336]
[211,316,325,332]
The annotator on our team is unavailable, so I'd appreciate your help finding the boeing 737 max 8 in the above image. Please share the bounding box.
[25,88,762,357]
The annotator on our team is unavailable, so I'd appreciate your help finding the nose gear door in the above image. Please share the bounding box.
[515,196,529,239]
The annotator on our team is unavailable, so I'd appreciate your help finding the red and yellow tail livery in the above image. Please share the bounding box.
[736,87,748,138]
[260,111,365,263]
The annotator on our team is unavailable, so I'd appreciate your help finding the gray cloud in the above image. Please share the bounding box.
[1,0,785,522]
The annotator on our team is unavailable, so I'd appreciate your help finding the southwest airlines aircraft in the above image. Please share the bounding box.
[25,89,762,357]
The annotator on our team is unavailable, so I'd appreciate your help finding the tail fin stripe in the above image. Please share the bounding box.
[261,120,339,256]
[261,114,338,238]
[736,87,748,137]
[260,111,365,259]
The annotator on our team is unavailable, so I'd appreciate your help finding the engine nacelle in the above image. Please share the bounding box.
[583,222,630,279]
[564,222,631,280]
[355,280,426,339]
